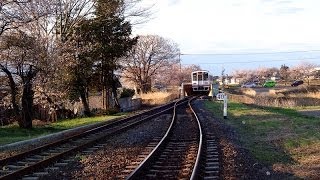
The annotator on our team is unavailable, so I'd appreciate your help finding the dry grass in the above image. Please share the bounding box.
[240,88,256,97]
[274,85,320,96]
[139,92,178,106]
[223,86,320,178]
[228,93,255,104]
[229,94,320,107]
[229,85,320,107]
[287,92,320,99]
[273,142,320,179]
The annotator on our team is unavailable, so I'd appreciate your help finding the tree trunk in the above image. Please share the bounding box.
[79,86,91,116]
[21,79,34,129]
[142,83,151,93]
[111,82,120,111]
[140,77,152,93]
[104,87,111,109]
[103,88,112,110]
[1,67,20,116]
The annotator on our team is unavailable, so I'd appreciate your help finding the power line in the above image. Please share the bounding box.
[181,57,320,65]
[181,49,320,56]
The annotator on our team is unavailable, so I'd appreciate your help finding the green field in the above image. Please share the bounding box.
[205,100,320,178]
[0,115,124,146]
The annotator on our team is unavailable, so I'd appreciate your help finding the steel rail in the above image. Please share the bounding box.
[0,99,183,180]
[126,97,199,179]
[0,100,177,165]
[189,99,203,180]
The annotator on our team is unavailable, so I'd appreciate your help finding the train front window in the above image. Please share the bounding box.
[204,72,208,80]
[192,73,197,81]
[198,74,203,81]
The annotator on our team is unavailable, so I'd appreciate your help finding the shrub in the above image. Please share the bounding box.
[120,88,135,98]
[103,108,119,115]
[241,88,256,97]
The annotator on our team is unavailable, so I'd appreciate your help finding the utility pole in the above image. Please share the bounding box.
[179,53,181,72]
[179,53,183,85]
[221,67,225,92]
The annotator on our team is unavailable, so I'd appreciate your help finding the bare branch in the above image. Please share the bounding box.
[121,35,179,93]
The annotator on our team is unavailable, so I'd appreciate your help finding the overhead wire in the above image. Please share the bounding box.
[180,49,320,56]
[181,57,320,65]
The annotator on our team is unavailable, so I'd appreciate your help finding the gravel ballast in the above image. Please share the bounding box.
[50,113,172,179]
[2,99,299,179]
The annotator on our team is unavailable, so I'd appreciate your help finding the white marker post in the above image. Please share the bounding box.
[223,94,228,119]
[216,93,227,119]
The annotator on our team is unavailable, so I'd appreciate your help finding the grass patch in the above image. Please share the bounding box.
[250,142,291,164]
[205,100,320,165]
[0,115,123,146]
[293,106,320,110]
[52,115,122,129]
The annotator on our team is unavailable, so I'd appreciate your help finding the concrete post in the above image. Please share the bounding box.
[181,83,185,98]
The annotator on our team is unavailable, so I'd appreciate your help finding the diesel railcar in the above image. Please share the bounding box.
[191,70,210,92]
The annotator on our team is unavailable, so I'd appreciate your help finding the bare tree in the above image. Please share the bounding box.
[117,0,154,25]
[50,0,152,42]
[0,0,152,40]
[0,0,153,126]
[279,64,289,84]
[153,64,202,87]
[0,31,47,128]
[290,62,317,85]
[0,0,52,36]
[2,0,96,115]
[0,0,53,128]
[29,0,94,102]
[52,0,94,42]
[0,1,26,35]
[232,67,279,84]
[231,69,253,83]
[121,35,180,93]
[93,0,153,25]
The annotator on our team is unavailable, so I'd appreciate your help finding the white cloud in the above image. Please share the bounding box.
[134,0,320,53]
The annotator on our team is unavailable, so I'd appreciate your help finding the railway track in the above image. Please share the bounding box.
[124,97,221,179]
[0,99,188,180]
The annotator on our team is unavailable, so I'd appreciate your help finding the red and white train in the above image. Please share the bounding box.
[191,70,211,92]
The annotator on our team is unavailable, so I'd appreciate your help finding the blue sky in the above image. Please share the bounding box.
[134,0,320,75]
